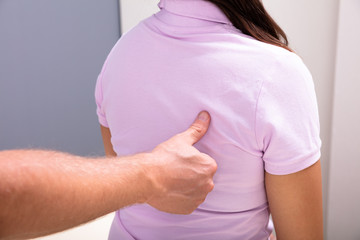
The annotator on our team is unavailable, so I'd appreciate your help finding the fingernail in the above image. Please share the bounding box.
[198,111,209,121]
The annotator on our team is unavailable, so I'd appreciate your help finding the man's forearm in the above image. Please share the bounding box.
[0,150,151,240]
[0,111,217,240]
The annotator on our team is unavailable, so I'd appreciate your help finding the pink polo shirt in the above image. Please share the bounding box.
[95,0,322,239]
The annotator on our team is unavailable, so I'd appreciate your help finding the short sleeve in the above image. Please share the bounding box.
[255,53,322,175]
[95,64,109,128]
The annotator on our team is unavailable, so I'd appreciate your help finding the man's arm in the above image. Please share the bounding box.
[265,160,323,240]
[0,111,217,240]
[0,150,152,240]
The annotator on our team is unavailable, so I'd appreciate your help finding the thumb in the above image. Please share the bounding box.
[180,111,211,145]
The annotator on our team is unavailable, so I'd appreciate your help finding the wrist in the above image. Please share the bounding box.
[131,153,158,204]
[136,152,164,204]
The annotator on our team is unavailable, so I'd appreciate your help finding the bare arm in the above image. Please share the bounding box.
[0,111,217,240]
[265,160,323,240]
[100,126,117,157]
[0,150,151,239]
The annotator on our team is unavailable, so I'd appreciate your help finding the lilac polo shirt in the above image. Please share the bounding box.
[95,0,322,239]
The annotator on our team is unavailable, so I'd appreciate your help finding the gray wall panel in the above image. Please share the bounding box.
[0,0,120,155]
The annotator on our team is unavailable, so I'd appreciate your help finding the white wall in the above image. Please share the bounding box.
[327,0,360,239]
[120,0,159,33]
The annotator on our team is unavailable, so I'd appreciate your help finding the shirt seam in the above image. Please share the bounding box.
[254,78,266,152]
[96,55,111,125]
[253,55,281,154]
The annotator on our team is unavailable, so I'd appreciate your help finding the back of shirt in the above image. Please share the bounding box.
[95,0,321,239]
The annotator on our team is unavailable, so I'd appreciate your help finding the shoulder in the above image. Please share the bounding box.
[120,14,160,42]
[102,16,157,66]
[252,39,307,75]
[245,40,313,86]
[271,48,310,79]
[221,29,310,79]
[110,15,156,50]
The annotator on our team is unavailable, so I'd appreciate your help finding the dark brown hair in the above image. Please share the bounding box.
[206,0,292,51]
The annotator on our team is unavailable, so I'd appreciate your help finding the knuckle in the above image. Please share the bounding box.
[211,162,218,172]
[208,181,215,192]
[196,198,205,206]
[190,124,203,136]
[206,157,218,172]
[201,154,217,165]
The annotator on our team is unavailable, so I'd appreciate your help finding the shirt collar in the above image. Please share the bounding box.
[158,0,232,25]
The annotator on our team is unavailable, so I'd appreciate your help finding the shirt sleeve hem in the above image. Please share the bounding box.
[98,116,109,128]
[264,150,321,175]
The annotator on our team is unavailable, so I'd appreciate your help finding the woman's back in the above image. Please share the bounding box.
[95,0,321,239]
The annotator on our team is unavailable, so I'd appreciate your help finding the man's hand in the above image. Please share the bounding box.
[145,111,217,214]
